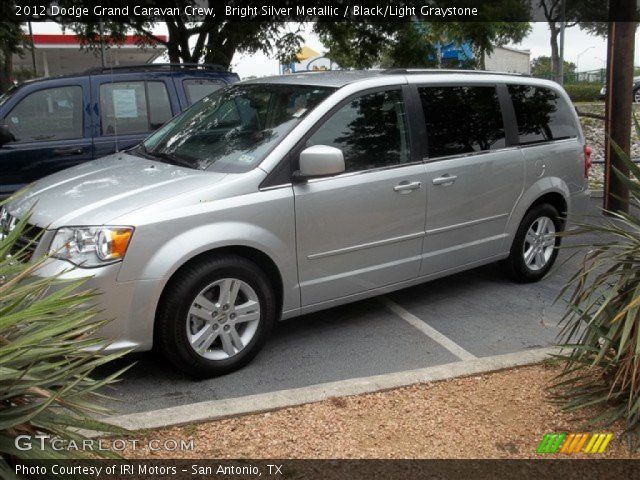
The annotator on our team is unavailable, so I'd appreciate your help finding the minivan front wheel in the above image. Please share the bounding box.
[506,204,561,283]
[155,255,276,378]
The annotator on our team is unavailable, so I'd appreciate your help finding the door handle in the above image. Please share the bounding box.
[53,147,83,156]
[393,181,422,193]
[432,175,458,186]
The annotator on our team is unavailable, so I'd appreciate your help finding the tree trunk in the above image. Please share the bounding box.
[549,22,561,83]
[0,52,12,94]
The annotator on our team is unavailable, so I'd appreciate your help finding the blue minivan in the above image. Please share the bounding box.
[0,64,239,196]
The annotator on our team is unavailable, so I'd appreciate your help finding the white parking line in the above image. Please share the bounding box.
[380,297,477,361]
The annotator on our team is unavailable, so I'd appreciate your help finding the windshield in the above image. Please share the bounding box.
[140,83,336,172]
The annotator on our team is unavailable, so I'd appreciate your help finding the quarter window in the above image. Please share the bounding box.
[100,81,172,135]
[507,85,578,145]
[183,79,225,104]
[418,86,506,158]
[4,86,83,142]
[305,89,410,173]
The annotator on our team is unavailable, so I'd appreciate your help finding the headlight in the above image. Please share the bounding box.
[49,226,134,267]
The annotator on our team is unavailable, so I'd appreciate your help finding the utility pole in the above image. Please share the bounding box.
[99,21,106,68]
[558,0,566,84]
[603,1,636,214]
[27,21,36,76]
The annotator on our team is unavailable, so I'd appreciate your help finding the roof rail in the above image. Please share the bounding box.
[85,63,230,74]
[381,68,529,77]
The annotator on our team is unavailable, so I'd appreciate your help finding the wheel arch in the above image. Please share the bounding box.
[153,245,285,343]
[504,179,570,251]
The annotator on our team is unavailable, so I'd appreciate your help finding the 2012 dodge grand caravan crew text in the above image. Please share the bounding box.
[1,70,591,377]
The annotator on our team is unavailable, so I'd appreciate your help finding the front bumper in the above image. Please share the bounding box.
[32,258,162,352]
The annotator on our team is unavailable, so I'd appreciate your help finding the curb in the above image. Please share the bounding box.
[103,346,559,432]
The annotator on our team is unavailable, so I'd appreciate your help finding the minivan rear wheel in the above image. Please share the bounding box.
[505,204,561,283]
[155,254,276,378]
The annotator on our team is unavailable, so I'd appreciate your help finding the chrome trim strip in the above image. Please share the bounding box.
[307,231,425,260]
[516,137,578,149]
[423,146,521,163]
[303,161,425,185]
[425,213,509,235]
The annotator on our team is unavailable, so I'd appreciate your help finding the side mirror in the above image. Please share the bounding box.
[0,125,15,146]
[295,145,345,181]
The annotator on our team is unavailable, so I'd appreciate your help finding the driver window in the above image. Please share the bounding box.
[4,86,83,143]
[305,89,410,173]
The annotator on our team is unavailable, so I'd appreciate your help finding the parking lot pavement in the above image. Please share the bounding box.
[100,198,604,415]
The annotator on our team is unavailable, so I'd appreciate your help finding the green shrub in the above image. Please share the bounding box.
[563,83,602,102]
[0,209,130,478]
[553,115,640,439]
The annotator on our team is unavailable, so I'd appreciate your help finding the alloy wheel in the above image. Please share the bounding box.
[186,278,261,360]
[522,216,556,271]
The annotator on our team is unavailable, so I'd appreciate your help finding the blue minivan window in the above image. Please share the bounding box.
[5,86,83,142]
[100,81,172,135]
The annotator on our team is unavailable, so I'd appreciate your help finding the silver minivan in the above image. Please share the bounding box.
[1,70,591,377]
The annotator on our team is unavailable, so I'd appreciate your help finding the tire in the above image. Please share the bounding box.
[634,88,640,104]
[505,203,562,283]
[155,254,276,378]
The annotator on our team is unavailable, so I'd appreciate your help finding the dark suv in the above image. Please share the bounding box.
[0,63,239,196]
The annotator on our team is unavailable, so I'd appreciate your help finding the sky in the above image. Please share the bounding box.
[32,21,639,80]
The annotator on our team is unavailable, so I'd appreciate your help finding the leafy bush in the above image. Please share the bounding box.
[0,212,129,478]
[563,83,602,103]
[554,115,640,438]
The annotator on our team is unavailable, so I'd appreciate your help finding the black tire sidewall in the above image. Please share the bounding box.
[508,204,561,283]
[156,255,276,378]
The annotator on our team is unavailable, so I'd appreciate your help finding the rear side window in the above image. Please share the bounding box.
[100,81,172,135]
[305,89,410,173]
[183,79,224,104]
[507,85,578,145]
[418,86,506,158]
[4,86,83,142]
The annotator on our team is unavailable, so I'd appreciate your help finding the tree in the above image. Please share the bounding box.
[0,3,28,93]
[538,0,582,83]
[531,55,576,79]
[315,21,530,70]
[56,0,303,69]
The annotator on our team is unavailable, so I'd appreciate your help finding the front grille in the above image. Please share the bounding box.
[10,224,43,261]
[1,212,43,262]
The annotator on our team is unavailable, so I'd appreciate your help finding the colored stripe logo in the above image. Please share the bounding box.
[537,433,613,454]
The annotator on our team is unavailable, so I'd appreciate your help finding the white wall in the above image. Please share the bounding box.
[484,46,531,74]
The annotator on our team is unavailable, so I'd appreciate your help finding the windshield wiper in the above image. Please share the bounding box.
[147,150,195,169]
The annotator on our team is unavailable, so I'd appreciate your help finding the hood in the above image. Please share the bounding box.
[7,153,227,228]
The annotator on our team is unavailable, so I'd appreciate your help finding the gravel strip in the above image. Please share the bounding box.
[578,102,640,190]
[124,363,639,459]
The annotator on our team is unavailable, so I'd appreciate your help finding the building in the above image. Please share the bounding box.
[484,45,531,75]
[13,34,167,78]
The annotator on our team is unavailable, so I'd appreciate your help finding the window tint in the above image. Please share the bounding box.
[418,86,505,158]
[508,85,578,145]
[147,82,173,130]
[100,81,172,135]
[184,79,224,104]
[306,90,410,173]
[5,86,83,142]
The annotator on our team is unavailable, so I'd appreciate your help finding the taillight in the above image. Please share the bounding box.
[584,145,592,178]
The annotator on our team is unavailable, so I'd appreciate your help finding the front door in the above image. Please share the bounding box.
[293,88,427,306]
[0,82,93,196]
